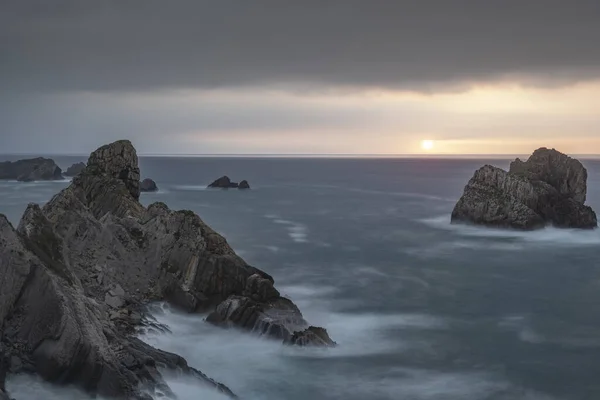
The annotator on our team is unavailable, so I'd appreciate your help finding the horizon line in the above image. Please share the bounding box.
[2,152,600,159]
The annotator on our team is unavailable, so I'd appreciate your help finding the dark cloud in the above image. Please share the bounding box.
[2,0,600,93]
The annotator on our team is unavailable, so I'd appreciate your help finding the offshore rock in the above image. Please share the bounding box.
[238,180,250,190]
[64,162,86,177]
[208,176,250,189]
[140,178,158,192]
[451,148,597,230]
[0,139,330,399]
[0,157,63,182]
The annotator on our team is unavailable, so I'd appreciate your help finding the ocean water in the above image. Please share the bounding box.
[3,156,600,400]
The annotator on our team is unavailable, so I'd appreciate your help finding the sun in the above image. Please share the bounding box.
[421,140,435,151]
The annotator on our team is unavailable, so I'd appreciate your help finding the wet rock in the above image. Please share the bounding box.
[451,148,597,230]
[285,326,337,347]
[242,274,280,302]
[0,157,63,181]
[140,178,158,192]
[207,292,335,347]
[64,162,86,176]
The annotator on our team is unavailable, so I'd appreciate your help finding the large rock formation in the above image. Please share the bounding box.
[64,162,86,176]
[140,178,158,192]
[0,157,63,182]
[0,139,332,399]
[451,148,597,230]
[208,176,251,189]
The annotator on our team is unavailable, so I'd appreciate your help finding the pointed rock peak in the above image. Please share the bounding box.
[86,140,141,200]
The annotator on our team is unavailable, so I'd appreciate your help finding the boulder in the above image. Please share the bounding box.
[140,178,158,192]
[64,162,86,176]
[0,139,333,398]
[0,157,63,181]
[451,148,597,230]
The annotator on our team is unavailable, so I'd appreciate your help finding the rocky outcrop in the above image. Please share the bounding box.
[238,180,250,190]
[140,178,158,192]
[0,139,332,399]
[0,157,63,181]
[64,162,86,176]
[451,148,597,230]
[208,176,250,189]
[86,140,141,200]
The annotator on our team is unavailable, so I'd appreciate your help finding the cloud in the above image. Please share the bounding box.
[2,0,600,93]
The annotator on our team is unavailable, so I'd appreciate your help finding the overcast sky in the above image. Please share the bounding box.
[2,0,600,155]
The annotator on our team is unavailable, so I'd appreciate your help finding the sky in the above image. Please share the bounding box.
[1,0,600,155]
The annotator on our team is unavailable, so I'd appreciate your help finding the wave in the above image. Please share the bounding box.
[420,215,600,247]
[265,215,309,243]
[6,374,106,400]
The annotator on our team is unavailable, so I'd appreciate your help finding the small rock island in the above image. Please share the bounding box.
[208,175,251,189]
[0,140,331,400]
[451,148,597,230]
[64,161,86,176]
[140,177,158,192]
[0,157,63,181]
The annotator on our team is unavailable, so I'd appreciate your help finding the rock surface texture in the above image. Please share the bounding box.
[0,139,332,399]
[140,178,158,192]
[208,176,250,189]
[0,157,63,182]
[64,162,86,176]
[451,148,597,230]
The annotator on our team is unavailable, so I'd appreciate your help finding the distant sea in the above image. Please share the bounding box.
[3,155,600,400]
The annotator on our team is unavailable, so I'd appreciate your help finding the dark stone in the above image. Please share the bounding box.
[208,176,238,189]
[285,326,337,347]
[451,148,597,230]
[0,157,63,181]
[238,180,250,189]
[140,178,158,192]
[64,162,86,177]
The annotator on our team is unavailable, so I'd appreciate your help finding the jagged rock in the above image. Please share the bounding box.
[285,326,336,347]
[208,176,238,189]
[451,148,597,230]
[243,274,280,302]
[238,180,250,190]
[64,162,86,177]
[86,139,141,200]
[0,139,332,398]
[206,290,335,347]
[0,157,63,182]
[208,176,251,189]
[140,178,158,192]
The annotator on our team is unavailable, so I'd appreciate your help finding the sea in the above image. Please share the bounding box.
[3,155,600,400]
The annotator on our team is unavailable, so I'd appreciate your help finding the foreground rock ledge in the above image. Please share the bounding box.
[0,139,332,399]
[451,148,598,230]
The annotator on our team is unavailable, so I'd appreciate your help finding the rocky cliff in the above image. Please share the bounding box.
[451,148,597,230]
[0,157,63,181]
[0,140,333,399]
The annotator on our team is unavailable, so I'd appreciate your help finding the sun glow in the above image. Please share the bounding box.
[421,140,435,151]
